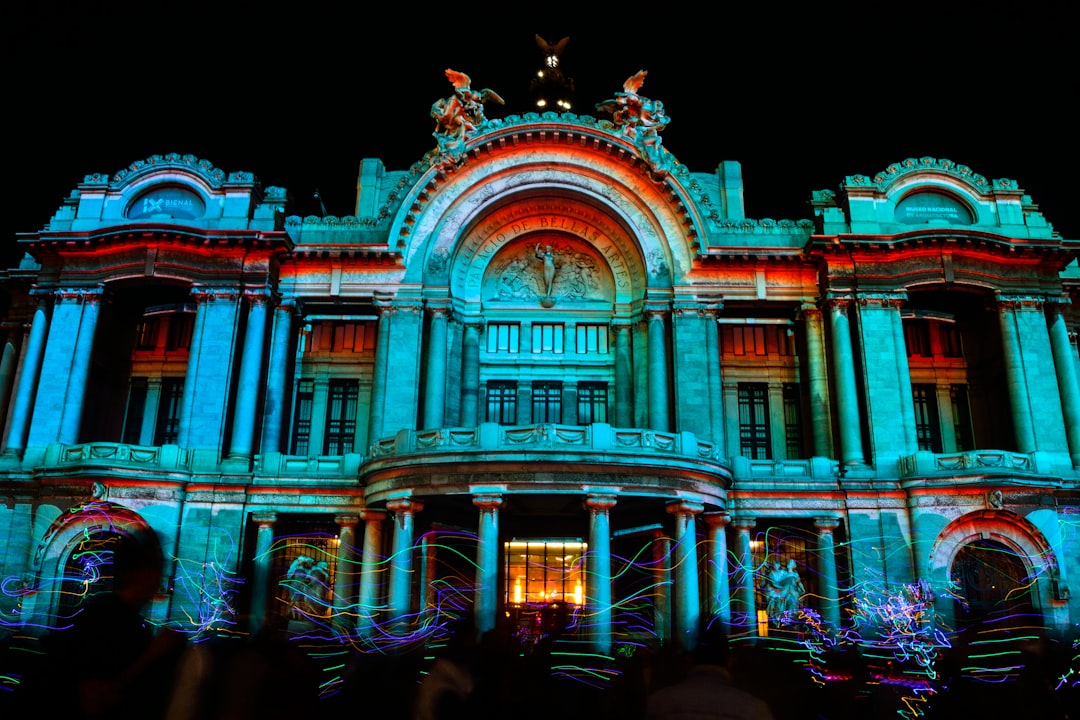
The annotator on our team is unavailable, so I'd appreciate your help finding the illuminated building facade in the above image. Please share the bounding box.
[1,73,1077,659]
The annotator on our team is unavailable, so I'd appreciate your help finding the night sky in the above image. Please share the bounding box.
[7,2,1075,265]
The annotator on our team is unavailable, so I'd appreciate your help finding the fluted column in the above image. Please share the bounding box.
[613,323,633,427]
[473,494,503,636]
[814,517,841,631]
[646,305,670,431]
[367,300,392,444]
[731,517,757,636]
[423,301,450,429]
[333,514,359,628]
[800,304,833,458]
[249,512,277,633]
[668,500,703,652]
[260,300,296,453]
[703,512,731,633]
[827,297,864,465]
[703,303,726,449]
[460,320,482,426]
[585,494,617,655]
[652,532,672,645]
[57,287,103,444]
[386,497,422,629]
[997,297,1037,452]
[1048,301,1080,465]
[2,294,48,456]
[357,509,386,636]
[228,291,269,459]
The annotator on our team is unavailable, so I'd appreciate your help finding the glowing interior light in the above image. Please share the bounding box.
[574,581,583,605]
[757,609,770,637]
[514,578,522,604]
[537,70,544,78]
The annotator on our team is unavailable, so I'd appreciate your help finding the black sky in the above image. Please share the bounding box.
[7,1,1076,262]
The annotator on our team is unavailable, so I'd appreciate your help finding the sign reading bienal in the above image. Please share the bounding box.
[894,192,973,225]
[128,187,206,220]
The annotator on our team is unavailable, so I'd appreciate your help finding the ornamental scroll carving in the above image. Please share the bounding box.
[489,243,605,304]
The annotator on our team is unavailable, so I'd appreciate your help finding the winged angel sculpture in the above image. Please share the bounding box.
[596,70,673,177]
[432,69,504,166]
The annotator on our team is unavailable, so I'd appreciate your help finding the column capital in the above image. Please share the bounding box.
[814,516,841,532]
[191,286,240,303]
[824,293,853,311]
[335,514,360,528]
[666,500,705,517]
[253,512,277,526]
[243,288,273,306]
[584,494,618,512]
[855,290,907,308]
[360,508,387,523]
[54,286,105,304]
[386,497,423,515]
[730,516,756,531]
[703,511,731,528]
[996,293,1046,310]
[425,298,452,317]
[472,493,504,511]
[798,302,824,321]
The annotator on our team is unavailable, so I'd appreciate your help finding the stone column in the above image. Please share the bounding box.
[2,295,48,456]
[667,500,703,652]
[814,517,841,631]
[139,379,162,446]
[460,320,482,426]
[1048,301,1080,465]
[646,305,670,431]
[887,296,917,452]
[367,300,392,444]
[703,512,731,633]
[997,298,1037,452]
[57,287,103,444]
[177,287,242,451]
[357,509,386,637]
[420,532,437,620]
[0,342,15,437]
[473,494,503,636]
[334,514,359,628]
[386,497,422,629]
[613,323,633,427]
[652,532,672,645]
[703,303,726,449]
[731,517,757,636]
[585,494,617,655]
[260,300,296,453]
[799,304,834,458]
[228,291,269,460]
[249,512,277,633]
[423,301,450,429]
[827,297,864,465]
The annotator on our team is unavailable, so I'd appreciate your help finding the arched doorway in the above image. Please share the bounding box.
[951,538,1036,630]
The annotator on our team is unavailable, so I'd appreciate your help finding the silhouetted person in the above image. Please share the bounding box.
[645,624,775,720]
[412,617,478,720]
[48,534,185,719]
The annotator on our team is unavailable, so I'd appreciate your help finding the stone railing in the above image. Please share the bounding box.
[369,423,721,463]
[733,456,839,481]
[256,452,363,478]
[898,449,1056,478]
[42,442,192,471]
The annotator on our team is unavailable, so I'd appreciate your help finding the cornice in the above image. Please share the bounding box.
[844,156,1017,194]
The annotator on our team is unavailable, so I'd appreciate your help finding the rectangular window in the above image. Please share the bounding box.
[154,378,184,445]
[504,540,586,606]
[720,325,792,357]
[782,383,803,459]
[486,323,520,353]
[122,379,148,445]
[486,381,518,424]
[532,324,564,354]
[307,321,376,353]
[532,381,563,423]
[166,313,195,350]
[951,384,973,451]
[135,317,159,350]
[904,320,932,357]
[291,379,314,454]
[912,384,942,452]
[324,380,359,454]
[939,323,963,357]
[577,382,608,424]
[576,324,609,354]
[738,383,770,459]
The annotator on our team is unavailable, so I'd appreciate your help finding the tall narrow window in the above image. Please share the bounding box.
[951,384,973,451]
[532,324,564,354]
[486,381,518,424]
[154,378,184,445]
[939,323,963,358]
[487,323,520,353]
[576,324,609,354]
[166,313,195,350]
[324,380,358,454]
[912,384,942,452]
[738,383,770,459]
[135,317,159,350]
[532,381,563,423]
[291,379,314,454]
[904,320,932,357]
[782,383,803,459]
[577,382,608,424]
